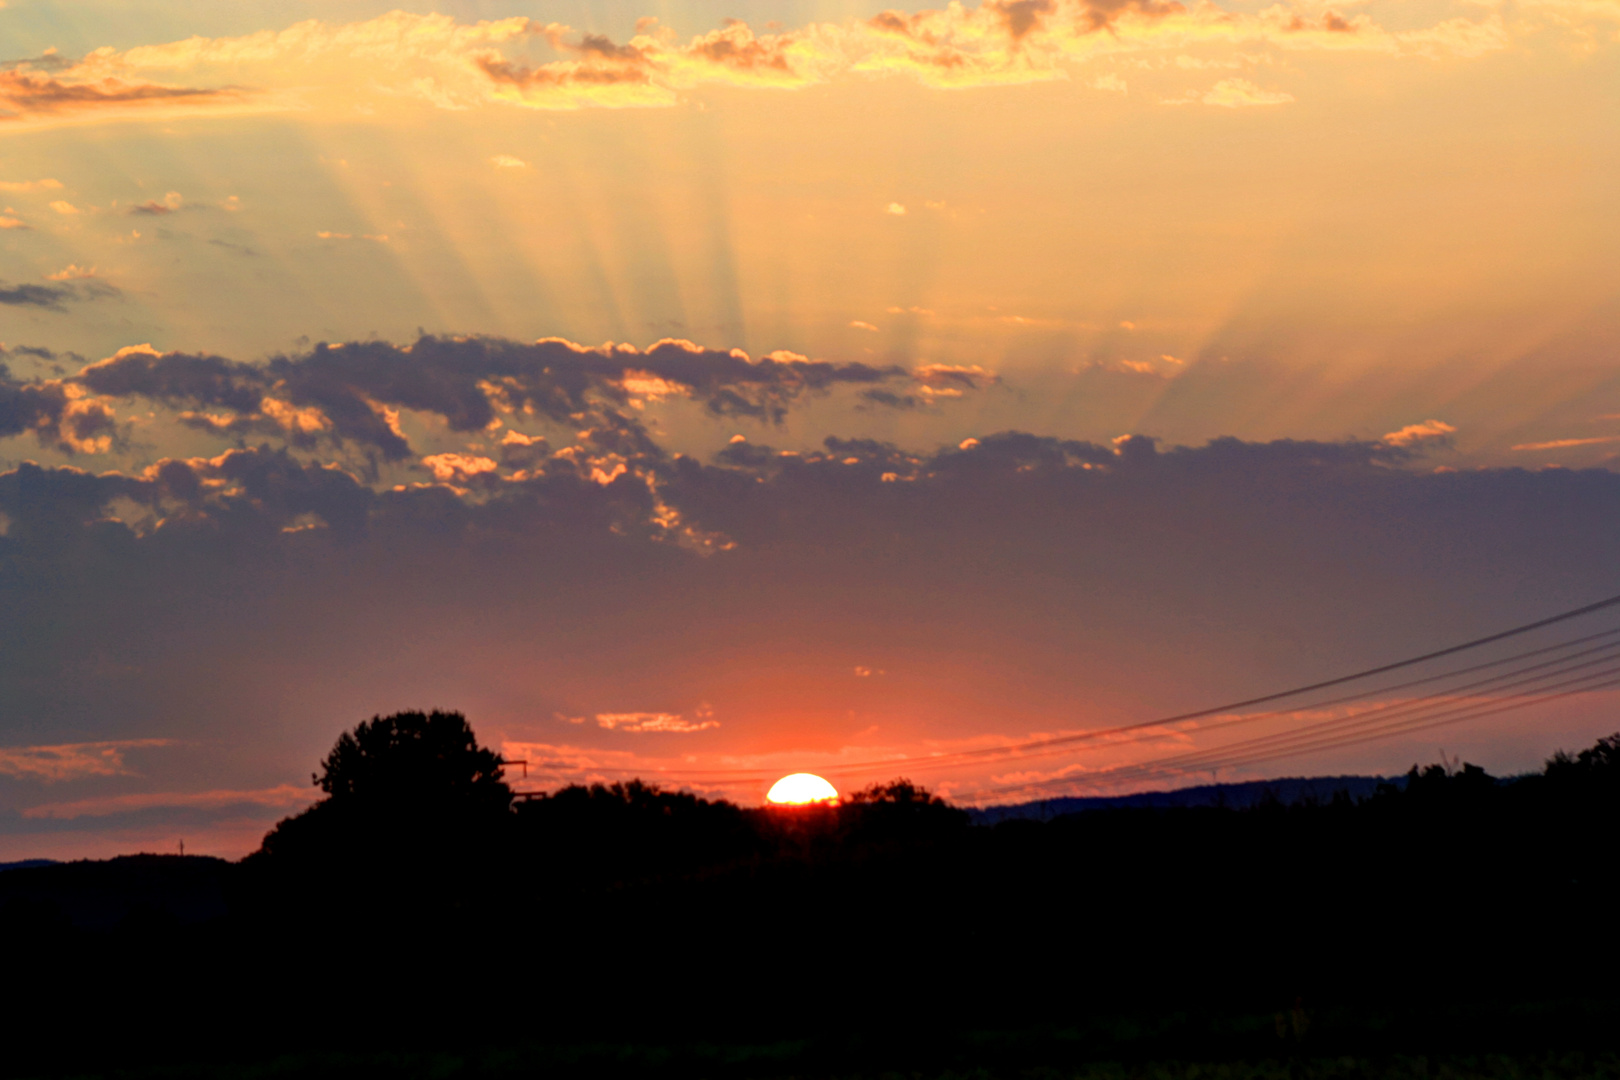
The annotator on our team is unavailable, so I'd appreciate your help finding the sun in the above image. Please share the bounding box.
[766,773,839,805]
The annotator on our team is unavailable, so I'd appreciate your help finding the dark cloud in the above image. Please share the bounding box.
[575,34,648,61]
[0,369,66,437]
[0,69,233,120]
[0,281,72,310]
[477,55,654,90]
[3,345,75,362]
[857,388,925,410]
[0,363,123,454]
[0,52,75,74]
[80,348,266,413]
[990,0,1055,41]
[73,334,940,463]
[0,278,117,311]
[689,25,794,73]
[208,239,260,257]
[1077,0,1187,31]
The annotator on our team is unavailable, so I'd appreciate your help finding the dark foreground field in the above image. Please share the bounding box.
[4,715,1619,1079]
[15,1033,1620,1080]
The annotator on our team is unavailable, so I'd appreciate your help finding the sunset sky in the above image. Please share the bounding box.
[3,0,1620,859]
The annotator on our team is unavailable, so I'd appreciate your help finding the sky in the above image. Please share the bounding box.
[2,0,1619,859]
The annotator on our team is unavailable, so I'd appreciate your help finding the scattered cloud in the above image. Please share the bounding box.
[0,740,170,783]
[421,452,498,482]
[70,333,978,467]
[0,178,63,193]
[0,65,238,128]
[130,191,184,215]
[490,154,528,168]
[1164,77,1294,107]
[22,783,313,820]
[1383,419,1456,447]
[1511,435,1620,452]
[44,264,97,281]
[0,280,73,309]
[48,200,81,214]
[595,712,721,733]
[0,1,1530,128]
[849,321,879,332]
[886,203,908,215]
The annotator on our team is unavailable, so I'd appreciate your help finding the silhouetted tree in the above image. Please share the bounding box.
[1545,731,1620,787]
[254,710,511,874]
[312,709,510,813]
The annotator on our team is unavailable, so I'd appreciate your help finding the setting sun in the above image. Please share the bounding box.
[766,773,839,805]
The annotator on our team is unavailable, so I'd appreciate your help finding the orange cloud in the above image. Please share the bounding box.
[0,67,236,125]
[595,711,721,733]
[0,178,63,192]
[22,783,314,820]
[0,739,171,783]
[1383,419,1456,447]
[421,452,499,482]
[1511,435,1620,452]
[12,0,1523,124]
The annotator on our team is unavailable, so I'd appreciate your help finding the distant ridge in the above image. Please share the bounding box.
[967,774,1399,825]
[0,858,61,873]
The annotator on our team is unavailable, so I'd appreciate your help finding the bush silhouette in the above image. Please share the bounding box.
[838,778,969,845]
[514,779,759,886]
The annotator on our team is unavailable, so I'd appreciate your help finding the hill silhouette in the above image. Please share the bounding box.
[968,774,1399,823]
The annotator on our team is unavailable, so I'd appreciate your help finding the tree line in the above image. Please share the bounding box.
[5,709,1619,1075]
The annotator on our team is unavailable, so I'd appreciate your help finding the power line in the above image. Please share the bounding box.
[966,656,1620,802]
[706,594,1620,783]
[952,633,1620,782]
[521,591,1620,797]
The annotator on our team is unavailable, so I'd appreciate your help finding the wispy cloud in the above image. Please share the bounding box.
[0,178,63,193]
[1511,435,1620,452]
[0,740,171,783]
[0,67,238,126]
[22,783,313,820]
[1383,419,1456,447]
[130,191,183,215]
[1163,77,1295,107]
[595,710,720,733]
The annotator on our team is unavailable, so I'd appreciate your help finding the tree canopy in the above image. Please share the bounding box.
[314,709,511,814]
[255,710,510,870]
